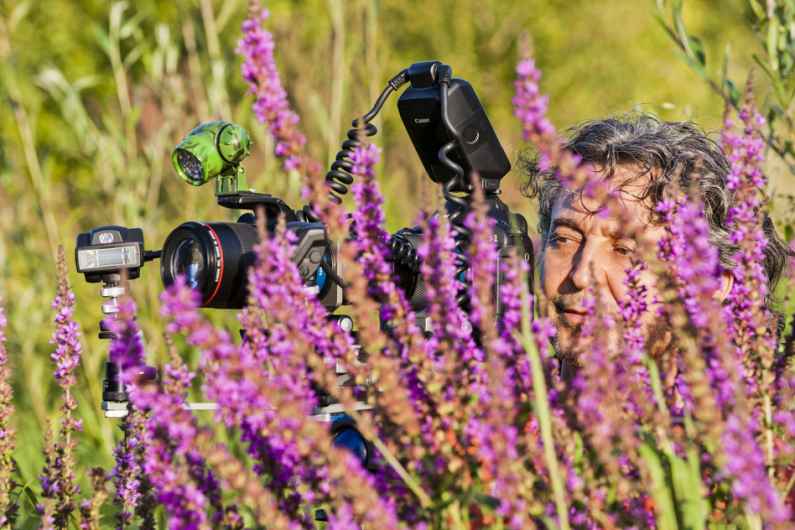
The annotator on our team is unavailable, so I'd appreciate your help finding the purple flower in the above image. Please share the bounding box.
[119,293,287,529]
[657,198,738,410]
[719,94,792,523]
[351,143,392,319]
[240,220,408,524]
[106,288,216,529]
[236,2,322,180]
[722,413,790,523]
[722,101,779,398]
[512,53,590,191]
[418,212,480,374]
[50,254,82,390]
[166,269,324,522]
[618,258,656,421]
[101,297,157,528]
[658,196,791,521]
[41,247,83,528]
[512,58,556,143]
[349,144,432,436]
[572,291,637,477]
[111,410,146,528]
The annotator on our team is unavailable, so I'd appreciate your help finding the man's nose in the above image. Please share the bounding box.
[569,240,604,291]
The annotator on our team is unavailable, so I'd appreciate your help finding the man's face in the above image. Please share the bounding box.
[537,165,669,361]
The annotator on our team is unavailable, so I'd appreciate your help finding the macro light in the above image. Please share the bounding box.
[171,120,252,193]
[75,226,144,282]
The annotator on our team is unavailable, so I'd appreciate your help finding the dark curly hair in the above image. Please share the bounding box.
[520,113,791,312]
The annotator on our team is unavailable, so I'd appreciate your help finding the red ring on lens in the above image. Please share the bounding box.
[203,223,224,306]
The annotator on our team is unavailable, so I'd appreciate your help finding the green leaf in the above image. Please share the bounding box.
[752,53,787,104]
[639,442,679,530]
[654,13,680,44]
[92,24,113,58]
[123,45,143,68]
[672,0,688,47]
[119,10,146,41]
[688,35,707,67]
[721,43,732,84]
[768,14,781,73]
[748,0,765,20]
[681,447,709,529]
[724,79,742,106]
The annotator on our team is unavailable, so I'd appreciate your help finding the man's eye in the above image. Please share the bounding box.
[614,245,634,256]
[549,235,570,246]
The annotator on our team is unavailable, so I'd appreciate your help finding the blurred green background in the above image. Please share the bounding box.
[0,0,790,522]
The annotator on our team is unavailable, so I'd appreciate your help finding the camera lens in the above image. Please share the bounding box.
[161,222,259,308]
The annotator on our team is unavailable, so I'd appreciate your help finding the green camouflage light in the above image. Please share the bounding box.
[171,121,252,194]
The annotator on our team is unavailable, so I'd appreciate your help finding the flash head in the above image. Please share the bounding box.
[75,226,144,283]
[397,64,510,191]
[171,121,252,188]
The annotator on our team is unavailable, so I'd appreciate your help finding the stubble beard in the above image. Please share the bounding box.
[551,311,673,379]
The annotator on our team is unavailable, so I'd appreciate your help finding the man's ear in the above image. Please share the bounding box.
[717,270,734,302]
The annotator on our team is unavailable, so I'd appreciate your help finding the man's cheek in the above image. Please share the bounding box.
[538,252,561,299]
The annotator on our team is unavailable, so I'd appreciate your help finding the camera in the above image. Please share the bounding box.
[75,61,533,427]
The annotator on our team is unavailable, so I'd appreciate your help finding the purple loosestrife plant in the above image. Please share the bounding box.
[512,58,556,147]
[0,299,16,527]
[227,226,333,522]
[572,288,648,512]
[237,1,322,179]
[109,294,227,530]
[656,198,734,430]
[721,97,779,399]
[241,218,409,528]
[416,212,480,457]
[719,92,793,525]
[111,409,154,530]
[461,188,535,529]
[512,55,588,190]
[616,258,662,426]
[40,247,83,528]
[418,212,482,401]
[78,468,109,530]
[349,144,436,448]
[658,198,791,524]
[105,294,156,529]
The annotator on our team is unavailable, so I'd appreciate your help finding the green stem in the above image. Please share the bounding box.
[327,0,346,166]
[519,286,571,530]
[745,510,762,530]
[350,411,433,509]
[446,501,467,530]
[763,393,775,480]
[785,468,795,496]
[107,2,137,162]
[200,0,232,118]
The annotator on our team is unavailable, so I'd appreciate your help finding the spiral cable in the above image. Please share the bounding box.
[435,70,475,308]
[388,228,422,273]
[325,121,378,204]
[319,69,409,208]
[438,141,473,307]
